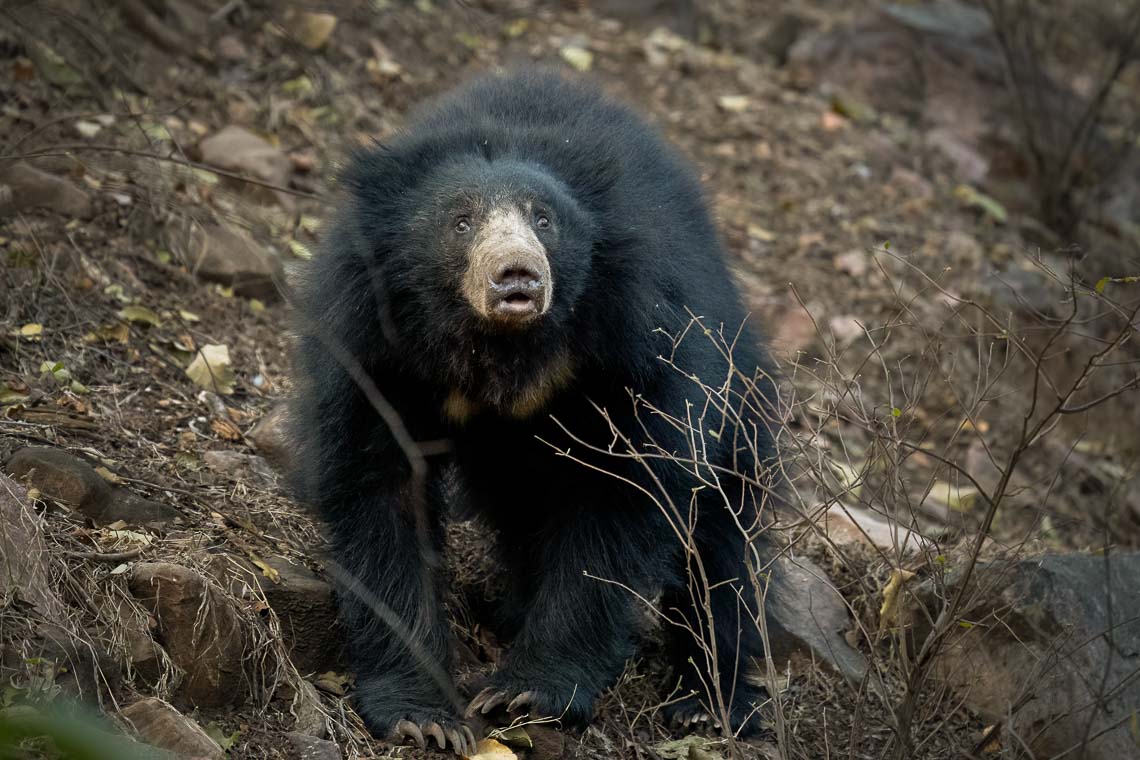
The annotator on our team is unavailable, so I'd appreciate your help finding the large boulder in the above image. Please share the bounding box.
[921,553,1140,759]
[5,447,180,527]
[128,563,252,708]
[0,161,94,219]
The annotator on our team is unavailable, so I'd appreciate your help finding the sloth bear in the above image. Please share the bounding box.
[290,70,784,754]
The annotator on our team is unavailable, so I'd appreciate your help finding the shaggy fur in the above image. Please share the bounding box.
[290,69,784,744]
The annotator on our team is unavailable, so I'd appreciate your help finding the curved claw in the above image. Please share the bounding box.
[394,719,425,749]
[445,727,463,755]
[463,724,477,752]
[426,722,447,750]
[507,690,537,713]
[466,687,509,718]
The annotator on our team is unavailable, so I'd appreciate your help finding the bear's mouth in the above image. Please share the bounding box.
[488,281,542,322]
[497,290,537,315]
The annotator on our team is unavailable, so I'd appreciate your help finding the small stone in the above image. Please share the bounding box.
[120,698,223,759]
[178,223,283,300]
[214,34,247,62]
[0,162,93,219]
[106,488,182,527]
[6,447,113,521]
[247,405,292,471]
[287,12,338,51]
[286,732,340,760]
[196,126,293,208]
[202,450,276,485]
[833,249,868,277]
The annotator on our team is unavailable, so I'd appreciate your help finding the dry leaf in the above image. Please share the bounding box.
[210,417,244,441]
[559,46,593,71]
[465,738,517,760]
[717,94,750,113]
[93,466,124,485]
[119,305,162,326]
[251,555,281,584]
[186,344,236,395]
[878,568,917,632]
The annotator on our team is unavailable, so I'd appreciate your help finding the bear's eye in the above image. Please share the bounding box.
[535,214,551,230]
[454,217,471,234]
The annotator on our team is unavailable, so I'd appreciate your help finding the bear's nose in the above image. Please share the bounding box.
[487,263,546,323]
[491,265,542,287]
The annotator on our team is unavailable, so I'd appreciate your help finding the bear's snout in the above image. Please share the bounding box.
[488,263,545,320]
[462,207,552,327]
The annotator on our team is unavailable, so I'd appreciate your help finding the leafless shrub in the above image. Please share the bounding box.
[568,246,1139,759]
[981,0,1140,236]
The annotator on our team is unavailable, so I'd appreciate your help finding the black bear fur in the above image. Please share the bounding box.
[290,69,784,747]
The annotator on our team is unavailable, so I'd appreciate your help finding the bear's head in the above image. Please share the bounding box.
[404,155,596,333]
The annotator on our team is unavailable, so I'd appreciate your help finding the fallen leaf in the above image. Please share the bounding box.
[18,323,43,341]
[491,726,532,748]
[465,738,517,760]
[289,11,338,50]
[928,480,980,511]
[251,555,281,584]
[878,568,916,632]
[186,344,236,395]
[954,184,1007,224]
[93,466,124,485]
[74,120,102,138]
[314,671,351,696]
[653,736,724,759]
[717,95,750,113]
[119,306,162,327]
[559,46,593,71]
[210,417,244,441]
[746,224,776,242]
[820,111,848,131]
[288,239,312,259]
[503,19,528,37]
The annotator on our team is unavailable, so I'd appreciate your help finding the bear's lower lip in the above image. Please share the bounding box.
[493,294,538,317]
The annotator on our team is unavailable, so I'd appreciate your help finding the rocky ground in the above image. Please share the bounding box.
[2,1,1140,759]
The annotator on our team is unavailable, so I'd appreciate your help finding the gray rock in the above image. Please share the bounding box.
[107,488,183,527]
[196,126,293,208]
[285,732,341,760]
[247,404,292,472]
[129,563,251,708]
[767,555,867,683]
[220,554,343,675]
[202,449,276,485]
[6,447,113,522]
[120,698,223,760]
[178,223,283,300]
[922,553,1140,759]
[0,161,93,219]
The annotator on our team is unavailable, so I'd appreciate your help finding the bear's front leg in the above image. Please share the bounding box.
[290,348,475,754]
[324,472,478,755]
[467,506,669,726]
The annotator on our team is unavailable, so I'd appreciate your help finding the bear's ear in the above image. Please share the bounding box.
[339,143,416,206]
